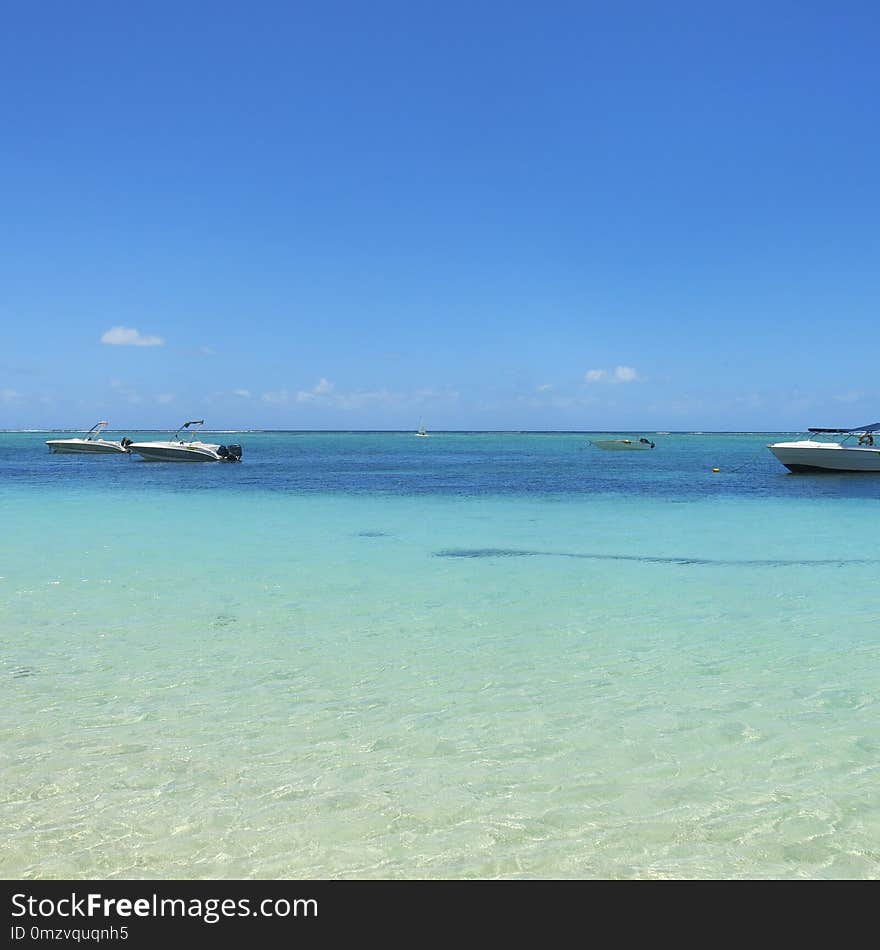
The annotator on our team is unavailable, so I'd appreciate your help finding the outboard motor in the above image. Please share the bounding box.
[216,444,242,462]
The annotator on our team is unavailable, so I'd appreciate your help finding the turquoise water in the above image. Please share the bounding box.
[2,432,879,879]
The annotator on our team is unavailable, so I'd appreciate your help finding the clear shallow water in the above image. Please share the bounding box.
[2,432,879,879]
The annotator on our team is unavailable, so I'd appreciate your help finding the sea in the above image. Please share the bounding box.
[2,431,878,879]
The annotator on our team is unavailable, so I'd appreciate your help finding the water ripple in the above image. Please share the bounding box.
[433,548,877,567]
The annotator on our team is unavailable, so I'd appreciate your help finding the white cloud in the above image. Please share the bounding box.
[233,388,252,398]
[536,384,553,392]
[101,326,165,347]
[261,389,290,404]
[1,387,22,403]
[265,378,445,413]
[332,388,396,410]
[181,345,216,357]
[292,378,403,410]
[156,393,175,404]
[296,378,335,403]
[834,390,862,403]
[415,387,460,403]
[108,379,142,403]
[516,389,599,410]
[585,366,639,384]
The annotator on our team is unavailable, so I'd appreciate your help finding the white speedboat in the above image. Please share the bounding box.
[127,421,242,462]
[46,421,132,455]
[768,424,880,472]
[591,437,655,451]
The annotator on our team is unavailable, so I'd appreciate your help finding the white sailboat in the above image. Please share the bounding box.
[415,418,428,437]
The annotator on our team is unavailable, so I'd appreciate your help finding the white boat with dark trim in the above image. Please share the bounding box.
[768,423,880,472]
[591,437,655,451]
[46,421,132,455]
[127,421,242,463]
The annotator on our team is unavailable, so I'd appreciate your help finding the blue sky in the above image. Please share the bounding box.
[2,1,878,430]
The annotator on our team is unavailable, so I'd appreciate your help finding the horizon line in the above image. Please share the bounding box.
[1,427,805,434]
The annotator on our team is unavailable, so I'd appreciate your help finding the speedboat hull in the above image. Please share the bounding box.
[768,440,880,472]
[46,439,129,455]
[127,440,242,462]
[127,440,224,462]
[592,439,654,451]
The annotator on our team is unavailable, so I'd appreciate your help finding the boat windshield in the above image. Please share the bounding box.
[807,423,880,446]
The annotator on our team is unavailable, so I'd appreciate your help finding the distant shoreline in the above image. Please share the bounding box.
[1,429,801,435]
